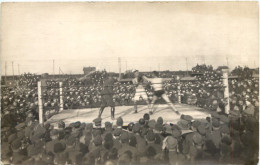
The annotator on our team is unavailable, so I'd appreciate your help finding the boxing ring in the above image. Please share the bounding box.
[37,68,229,127]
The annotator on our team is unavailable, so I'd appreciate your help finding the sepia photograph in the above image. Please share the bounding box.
[1,1,259,165]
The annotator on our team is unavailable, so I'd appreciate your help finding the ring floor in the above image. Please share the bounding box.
[47,104,210,128]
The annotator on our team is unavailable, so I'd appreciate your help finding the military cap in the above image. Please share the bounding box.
[93,117,102,127]
[128,122,134,131]
[116,117,123,126]
[148,120,156,129]
[58,120,65,129]
[54,142,65,153]
[113,128,122,136]
[143,113,150,121]
[177,119,190,130]
[74,121,81,128]
[133,123,141,133]
[8,133,17,144]
[11,139,21,150]
[181,115,193,122]
[146,130,155,142]
[197,125,206,136]
[93,135,102,146]
[139,118,145,125]
[192,120,201,129]
[212,118,220,128]
[192,133,204,146]
[157,117,163,125]
[105,122,112,129]
[166,136,178,149]
[155,123,163,132]
[50,129,59,136]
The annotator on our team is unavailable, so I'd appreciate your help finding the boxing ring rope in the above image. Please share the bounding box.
[37,69,230,124]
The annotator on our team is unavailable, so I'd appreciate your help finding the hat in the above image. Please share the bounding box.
[181,115,193,122]
[155,123,163,132]
[192,133,204,146]
[128,122,134,131]
[157,117,163,125]
[116,117,123,126]
[105,122,112,129]
[143,113,150,121]
[93,117,102,127]
[166,136,178,149]
[113,128,122,136]
[212,118,220,128]
[148,120,156,129]
[192,120,201,129]
[177,119,190,130]
[146,131,155,142]
[93,135,102,146]
[133,123,141,133]
[139,118,145,125]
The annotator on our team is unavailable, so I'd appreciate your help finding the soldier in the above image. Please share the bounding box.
[98,74,116,119]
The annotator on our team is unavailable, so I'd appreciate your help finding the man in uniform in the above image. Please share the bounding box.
[98,74,116,119]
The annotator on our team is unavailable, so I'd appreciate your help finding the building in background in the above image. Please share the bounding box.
[83,67,96,75]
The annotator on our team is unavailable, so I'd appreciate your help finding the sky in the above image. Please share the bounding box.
[1,2,259,75]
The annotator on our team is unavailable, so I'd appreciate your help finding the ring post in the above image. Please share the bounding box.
[37,81,43,124]
[177,76,181,103]
[59,82,64,112]
[221,68,230,114]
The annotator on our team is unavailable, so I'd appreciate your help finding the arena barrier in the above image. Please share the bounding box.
[37,69,230,124]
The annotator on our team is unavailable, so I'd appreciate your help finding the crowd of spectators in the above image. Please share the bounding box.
[1,65,259,164]
[1,109,258,164]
